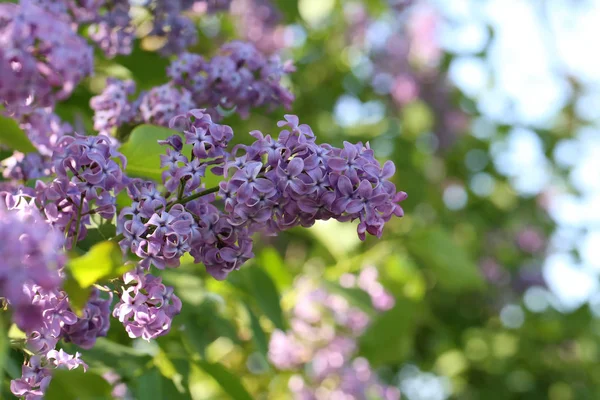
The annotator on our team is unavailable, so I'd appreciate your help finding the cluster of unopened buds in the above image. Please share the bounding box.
[0,0,407,398]
[268,268,401,399]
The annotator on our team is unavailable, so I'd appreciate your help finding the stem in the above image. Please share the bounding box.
[67,164,85,182]
[73,193,85,244]
[177,180,185,201]
[173,186,219,208]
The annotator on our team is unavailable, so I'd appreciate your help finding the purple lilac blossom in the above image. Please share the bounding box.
[112,269,182,340]
[169,41,295,119]
[10,355,53,400]
[10,285,88,399]
[138,83,195,126]
[90,78,139,135]
[36,133,128,247]
[0,1,93,113]
[269,273,399,400]
[117,109,406,280]
[61,288,112,349]
[0,196,64,332]
[29,0,134,58]
[230,0,288,54]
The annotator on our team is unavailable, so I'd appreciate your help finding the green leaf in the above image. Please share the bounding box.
[62,275,92,316]
[182,300,241,358]
[79,338,153,378]
[76,224,117,252]
[119,124,180,181]
[258,247,293,291]
[245,305,269,358]
[45,369,113,400]
[232,267,286,330]
[358,299,418,367]
[0,114,36,153]
[67,241,124,288]
[113,45,170,90]
[195,361,253,400]
[133,367,164,400]
[152,348,190,396]
[406,228,485,292]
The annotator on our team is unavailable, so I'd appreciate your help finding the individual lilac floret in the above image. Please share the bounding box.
[90,78,138,135]
[61,289,112,349]
[0,2,93,113]
[112,270,182,341]
[168,41,295,120]
[0,196,64,332]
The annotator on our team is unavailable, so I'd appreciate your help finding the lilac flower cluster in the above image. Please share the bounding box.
[11,285,103,399]
[220,114,406,240]
[117,110,406,281]
[28,0,134,58]
[61,289,112,349]
[12,346,89,399]
[268,269,400,400]
[139,83,195,127]
[35,133,127,247]
[112,269,182,340]
[0,198,64,332]
[141,0,232,56]
[168,41,295,119]
[0,1,94,113]
[0,189,111,399]
[90,78,139,135]
[147,1,199,56]
[230,0,287,54]
[91,41,294,129]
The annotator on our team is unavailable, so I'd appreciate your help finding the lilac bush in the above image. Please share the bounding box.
[0,1,407,398]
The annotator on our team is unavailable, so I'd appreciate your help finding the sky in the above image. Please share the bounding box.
[436,0,600,311]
